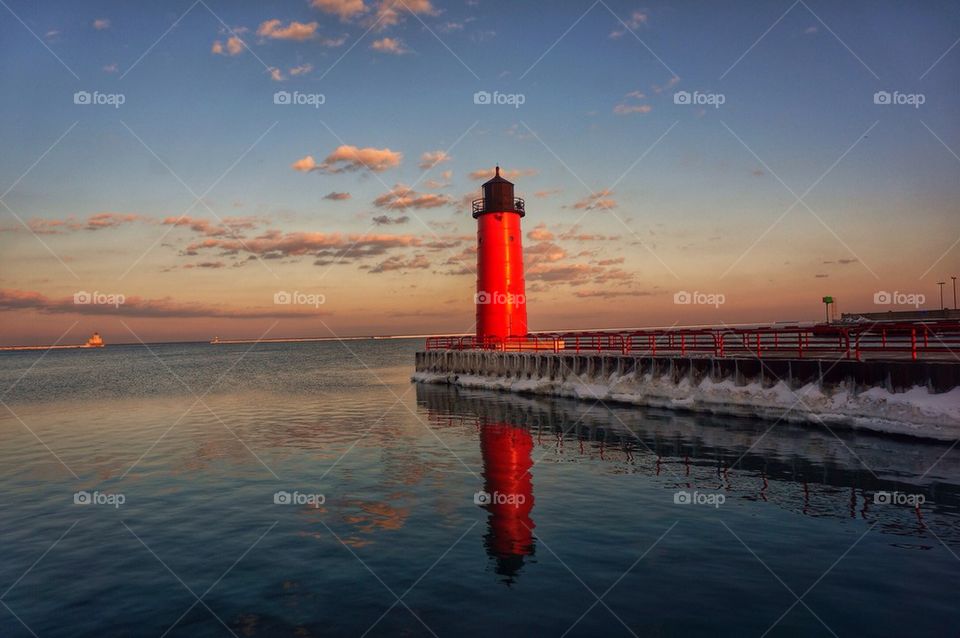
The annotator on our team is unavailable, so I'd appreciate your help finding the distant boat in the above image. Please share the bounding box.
[84,332,105,348]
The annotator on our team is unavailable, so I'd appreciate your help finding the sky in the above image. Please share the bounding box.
[1,0,959,345]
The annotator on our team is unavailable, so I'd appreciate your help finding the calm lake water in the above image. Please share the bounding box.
[1,339,959,637]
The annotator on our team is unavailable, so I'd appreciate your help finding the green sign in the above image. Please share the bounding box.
[822,296,834,303]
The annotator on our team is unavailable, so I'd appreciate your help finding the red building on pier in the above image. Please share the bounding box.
[473,167,528,342]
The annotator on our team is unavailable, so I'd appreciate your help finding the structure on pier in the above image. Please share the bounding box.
[473,167,527,342]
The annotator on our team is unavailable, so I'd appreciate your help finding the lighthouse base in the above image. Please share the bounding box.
[413,351,960,440]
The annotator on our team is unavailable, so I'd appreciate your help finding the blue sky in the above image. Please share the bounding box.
[1,0,959,342]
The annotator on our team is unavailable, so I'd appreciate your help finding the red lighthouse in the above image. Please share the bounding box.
[473,167,528,343]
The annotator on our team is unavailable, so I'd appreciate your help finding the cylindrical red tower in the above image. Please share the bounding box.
[474,167,528,342]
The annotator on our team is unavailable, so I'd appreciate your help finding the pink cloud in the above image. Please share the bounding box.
[212,36,245,56]
[371,37,408,54]
[85,213,141,230]
[371,0,436,29]
[291,155,317,172]
[310,0,367,20]
[257,19,319,41]
[571,190,617,211]
[526,223,555,241]
[373,184,451,210]
[419,150,451,170]
[295,145,403,173]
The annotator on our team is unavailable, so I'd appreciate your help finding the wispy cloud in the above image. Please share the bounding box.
[419,150,451,170]
[257,19,320,41]
[293,145,403,173]
[373,184,451,210]
[212,36,245,56]
[0,288,321,319]
[372,214,411,225]
[310,0,368,21]
[570,190,617,211]
[371,37,408,54]
[467,167,537,180]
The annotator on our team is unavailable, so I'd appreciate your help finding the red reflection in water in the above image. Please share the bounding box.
[480,421,535,584]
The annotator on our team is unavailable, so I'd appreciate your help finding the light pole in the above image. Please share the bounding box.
[937,281,945,310]
[953,276,957,310]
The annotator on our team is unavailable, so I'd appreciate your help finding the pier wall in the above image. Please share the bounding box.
[413,351,960,438]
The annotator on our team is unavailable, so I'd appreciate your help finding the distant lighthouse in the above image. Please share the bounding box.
[473,167,528,343]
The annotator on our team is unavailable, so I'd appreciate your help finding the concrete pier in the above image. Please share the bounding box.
[413,350,960,438]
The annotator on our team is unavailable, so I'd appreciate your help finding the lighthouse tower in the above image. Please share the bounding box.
[473,167,528,343]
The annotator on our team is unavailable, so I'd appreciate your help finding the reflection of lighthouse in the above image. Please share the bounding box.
[479,420,535,584]
[473,167,528,342]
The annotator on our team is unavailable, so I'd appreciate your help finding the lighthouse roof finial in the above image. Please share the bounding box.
[483,165,511,187]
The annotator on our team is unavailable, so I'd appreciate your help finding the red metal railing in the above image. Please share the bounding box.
[424,321,960,361]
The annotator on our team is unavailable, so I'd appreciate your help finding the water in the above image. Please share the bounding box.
[1,339,958,637]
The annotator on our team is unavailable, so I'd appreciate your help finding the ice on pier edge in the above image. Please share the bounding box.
[413,370,960,441]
